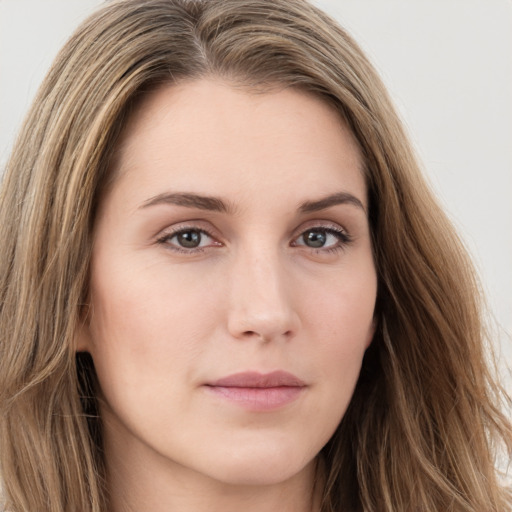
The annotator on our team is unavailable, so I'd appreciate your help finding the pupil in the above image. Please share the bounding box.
[177,230,201,248]
[304,229,326,248]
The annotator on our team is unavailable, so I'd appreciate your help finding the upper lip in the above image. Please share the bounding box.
[206,371,306,388]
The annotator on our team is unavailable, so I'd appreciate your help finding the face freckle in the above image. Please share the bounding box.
[77,79,377,492]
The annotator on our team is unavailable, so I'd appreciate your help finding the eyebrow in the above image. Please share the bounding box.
[299,192,366,214]
[140,192,231,213]
[139,190,366,215]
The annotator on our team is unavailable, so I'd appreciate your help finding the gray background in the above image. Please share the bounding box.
[0,0,510,392]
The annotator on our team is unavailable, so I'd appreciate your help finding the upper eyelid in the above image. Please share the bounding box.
[156,222,218,239]
[292,219,349,237]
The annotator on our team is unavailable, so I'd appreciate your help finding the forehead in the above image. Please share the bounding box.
[107,79,366,212]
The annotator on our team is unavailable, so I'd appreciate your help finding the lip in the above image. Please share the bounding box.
[203,371,306,411]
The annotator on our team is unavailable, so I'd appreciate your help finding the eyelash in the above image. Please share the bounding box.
[156,224,353,255]
[293,226,353,254]
[156,226,217,254]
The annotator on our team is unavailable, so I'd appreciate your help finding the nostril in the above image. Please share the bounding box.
[240,329,294,342]
[242,330,268,340]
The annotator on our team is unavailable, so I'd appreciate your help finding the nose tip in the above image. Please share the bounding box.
[227,254,300,343]
[228,303,297,342]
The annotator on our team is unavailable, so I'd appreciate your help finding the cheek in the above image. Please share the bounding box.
[84,258,211,403]
[303,260,376,343]
[89,251,217,344]
[303,265,376,393]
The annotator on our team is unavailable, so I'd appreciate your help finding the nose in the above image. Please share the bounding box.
[227,247,300,343]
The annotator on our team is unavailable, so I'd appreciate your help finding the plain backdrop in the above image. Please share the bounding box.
[0,0,511,390]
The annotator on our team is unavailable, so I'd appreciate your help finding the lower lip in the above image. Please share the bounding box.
[204,385,304,411]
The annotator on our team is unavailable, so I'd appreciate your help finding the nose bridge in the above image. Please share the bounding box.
[227,240,298,341]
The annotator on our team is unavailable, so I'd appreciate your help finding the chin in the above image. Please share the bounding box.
[198,444,318,487]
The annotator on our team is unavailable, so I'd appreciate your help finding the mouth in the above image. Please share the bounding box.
[203,371,307,411]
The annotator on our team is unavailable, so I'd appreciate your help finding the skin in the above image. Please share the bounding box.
[77,79,377,512]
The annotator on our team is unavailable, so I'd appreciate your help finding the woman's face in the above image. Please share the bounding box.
[78,79,377,487]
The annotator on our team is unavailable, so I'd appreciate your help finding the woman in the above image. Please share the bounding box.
[0,0,510,511]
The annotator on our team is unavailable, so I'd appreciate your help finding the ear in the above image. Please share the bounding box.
[75,321,92,353]
[75,305,93,353]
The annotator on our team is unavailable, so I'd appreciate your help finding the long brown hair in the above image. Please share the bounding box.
[0,1,510,510]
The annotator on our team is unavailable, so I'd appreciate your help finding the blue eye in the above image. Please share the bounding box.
[294,227,351,251]
[158,228,216,251]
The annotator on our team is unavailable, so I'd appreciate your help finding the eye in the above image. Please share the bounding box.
[292,226,351,251]
[157,227,220,252]
[301,229,331,248]
[174,230,204,248]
